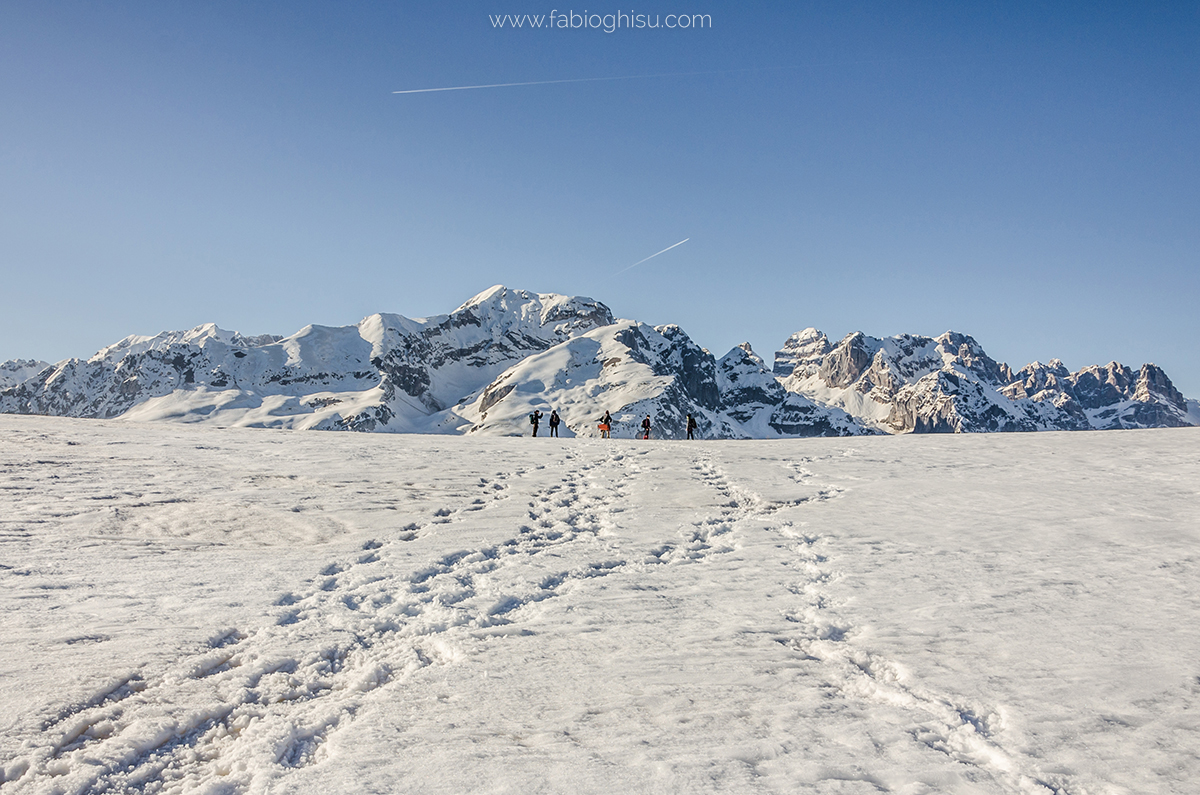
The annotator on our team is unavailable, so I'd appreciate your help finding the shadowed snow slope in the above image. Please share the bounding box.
[1,416,1198,794]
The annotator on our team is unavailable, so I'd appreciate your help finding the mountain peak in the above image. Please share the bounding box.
[454,284,513,313]
[773,328,832,377]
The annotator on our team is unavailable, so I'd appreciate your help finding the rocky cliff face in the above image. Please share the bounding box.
[773,328,831,379]
[717,343,869,438]
[776,329,1195,433]
[719,343,783,424]
[997,360,1192,430]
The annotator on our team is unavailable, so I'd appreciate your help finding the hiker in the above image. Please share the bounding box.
[641,415,651,440]
[530,410,543,437]
[686,414,697,440]
[599,410,612,439]
[549,410,561,437]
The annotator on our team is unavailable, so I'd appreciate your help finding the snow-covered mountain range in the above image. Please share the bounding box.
[2,286,1196,437]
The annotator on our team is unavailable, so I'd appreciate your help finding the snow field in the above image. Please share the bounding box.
[1,416,1198,794]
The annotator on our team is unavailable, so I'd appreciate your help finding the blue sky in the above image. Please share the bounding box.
[2,2,1197,393]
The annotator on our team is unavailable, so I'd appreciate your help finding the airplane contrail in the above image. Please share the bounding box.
[393,74,656,94]
[614,238,689,276]
[393,53,974,96]
[392,65,801,95]
[392,56,966,95]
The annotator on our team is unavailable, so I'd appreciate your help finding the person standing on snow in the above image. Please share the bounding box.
[530,410,543,437]
[686,414,697,440]
[549,410,561,437]
[641,415,651,440]
[599,410,613,439]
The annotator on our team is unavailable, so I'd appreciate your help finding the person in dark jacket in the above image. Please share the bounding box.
[599,410,612,438]
[641,415,651,439]
[548,410,561,437]
[686,414,697,440]
[530,410,543,437]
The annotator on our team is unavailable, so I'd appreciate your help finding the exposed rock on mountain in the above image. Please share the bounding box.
[773,328,831,379]
[776,329,1195,433]
[999,360,1193,430]
[717,343,870,438]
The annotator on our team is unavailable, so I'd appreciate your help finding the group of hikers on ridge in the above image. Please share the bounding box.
[529,409,699,440]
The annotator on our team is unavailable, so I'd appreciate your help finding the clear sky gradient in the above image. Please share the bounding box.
[2,2,1197,393]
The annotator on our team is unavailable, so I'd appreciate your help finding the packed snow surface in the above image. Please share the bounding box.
[1,416,1198,794]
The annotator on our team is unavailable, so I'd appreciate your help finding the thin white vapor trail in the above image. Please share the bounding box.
[392,65,794,95]
[393,75,652,94]
[391,57,963,96]
[614,238,689,276]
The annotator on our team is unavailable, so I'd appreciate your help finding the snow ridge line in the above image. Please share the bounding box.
[765,459,1073,795]
[1,450,641,794]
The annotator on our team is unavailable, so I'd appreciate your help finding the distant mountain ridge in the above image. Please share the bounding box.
[774,327,1197,433]
[2,286,1196,437]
